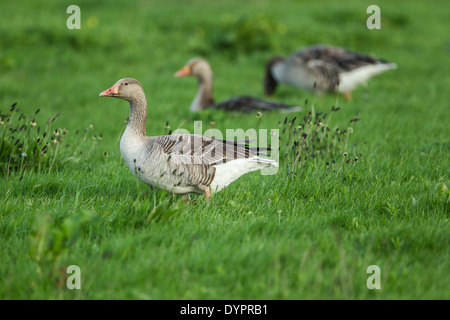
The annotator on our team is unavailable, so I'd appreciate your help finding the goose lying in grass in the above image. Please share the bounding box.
[264,44,397,100]
[175,58,301,113]
[99,78,278,199]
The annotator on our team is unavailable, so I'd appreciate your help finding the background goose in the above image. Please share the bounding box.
[99,78,278,199]
[175,58,301,113]
[264,45,397,100]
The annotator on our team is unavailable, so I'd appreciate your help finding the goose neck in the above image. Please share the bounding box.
[127,93,148,137]
[191,74,214,112]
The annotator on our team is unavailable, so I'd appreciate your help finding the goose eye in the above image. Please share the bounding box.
[124,82,129,86]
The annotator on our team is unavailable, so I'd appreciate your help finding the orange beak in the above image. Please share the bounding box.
[99,84,120,97]
[174,66,191,78]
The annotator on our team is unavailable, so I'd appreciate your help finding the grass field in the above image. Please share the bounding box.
[0,0,449,300]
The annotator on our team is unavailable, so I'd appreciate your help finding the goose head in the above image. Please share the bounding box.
[175,58,213,82]
[263,56,284,96]
[99,78,144,102]
[175,58,215,111]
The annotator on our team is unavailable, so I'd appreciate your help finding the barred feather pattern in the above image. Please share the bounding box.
[269,45,396,93]
[102,78,277,196]
[127,134,271,193]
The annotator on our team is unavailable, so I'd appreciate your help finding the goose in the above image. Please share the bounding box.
[99,78,278,199]
[264,44,397,100]
[175,58,301,113]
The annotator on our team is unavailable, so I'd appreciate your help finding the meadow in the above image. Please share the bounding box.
[0,0,448,300]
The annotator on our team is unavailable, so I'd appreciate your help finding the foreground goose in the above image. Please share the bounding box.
[264,45,397,100]
[175,58,301,113]
[99,78,278,199]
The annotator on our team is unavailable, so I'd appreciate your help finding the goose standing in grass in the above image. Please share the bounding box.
[99,78,278,199]
[264,44,397,100]
[175,58,301,113]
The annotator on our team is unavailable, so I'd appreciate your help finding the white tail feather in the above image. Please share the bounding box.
[338,63,397,92]
[211,157,278,191]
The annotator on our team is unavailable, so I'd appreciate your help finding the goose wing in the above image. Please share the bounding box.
[298,45,387,72]
[214,96,301,113]
[149,134,270,187]
[289,45,389,90]
[154,133,267,165]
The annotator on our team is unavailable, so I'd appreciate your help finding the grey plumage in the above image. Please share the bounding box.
[264,44,397,96]
[176,58,301,113]
[99,78,278,198]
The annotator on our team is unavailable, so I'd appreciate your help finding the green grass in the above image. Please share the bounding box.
[0,0,449,299]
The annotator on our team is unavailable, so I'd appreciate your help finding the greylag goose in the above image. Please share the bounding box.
[264,45,397,100]
[175,58,301,113]
[99,78,278,199]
